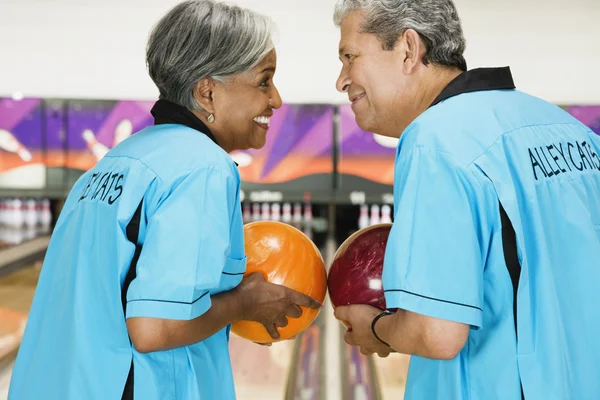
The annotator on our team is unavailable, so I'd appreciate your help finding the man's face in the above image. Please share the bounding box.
[336,11,413,137]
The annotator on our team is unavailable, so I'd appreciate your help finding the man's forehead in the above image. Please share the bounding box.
[339,9,365,32]
[339,13,367,47]
[339,29,365,54]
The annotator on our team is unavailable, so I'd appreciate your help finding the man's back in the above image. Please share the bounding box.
[392,88,600,399]
[469,91,600,399]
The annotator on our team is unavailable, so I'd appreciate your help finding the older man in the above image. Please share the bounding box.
[332,1,600,399]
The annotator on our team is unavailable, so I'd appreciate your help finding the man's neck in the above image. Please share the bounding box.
[385,66,463,138]
[418,66,463,112]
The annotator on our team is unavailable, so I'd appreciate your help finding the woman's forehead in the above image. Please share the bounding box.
[257,49,277,69]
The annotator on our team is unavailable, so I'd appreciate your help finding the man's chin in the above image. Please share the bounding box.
[354,112,378,134]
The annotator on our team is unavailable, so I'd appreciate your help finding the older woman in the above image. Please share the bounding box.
[332,1,600,400]
[9,1,320,399]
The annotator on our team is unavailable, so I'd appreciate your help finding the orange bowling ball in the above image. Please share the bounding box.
[230,221,327,343]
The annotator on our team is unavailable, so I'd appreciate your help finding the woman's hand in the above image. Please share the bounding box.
[234,272,322,340]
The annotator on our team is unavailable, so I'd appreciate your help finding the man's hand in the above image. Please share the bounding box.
[334,305,393,357]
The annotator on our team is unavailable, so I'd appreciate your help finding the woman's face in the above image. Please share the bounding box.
[203,49,282,152]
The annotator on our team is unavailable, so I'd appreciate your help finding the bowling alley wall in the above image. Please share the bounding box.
[1,96,599,236]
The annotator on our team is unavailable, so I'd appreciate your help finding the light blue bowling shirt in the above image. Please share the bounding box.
[382,67,600,400]
[9,115,246,399]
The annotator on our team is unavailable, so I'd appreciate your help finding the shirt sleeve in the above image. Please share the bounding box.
[383,147,494,328]
[125,165,238,321]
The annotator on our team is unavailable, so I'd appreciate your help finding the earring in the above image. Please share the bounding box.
[207,113,215,123]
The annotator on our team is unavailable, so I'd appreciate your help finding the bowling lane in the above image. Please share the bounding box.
[0,261,40,400]
[374,353,410,399]
[230,334,295,399]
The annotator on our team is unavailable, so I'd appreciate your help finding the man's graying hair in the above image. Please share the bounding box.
[334,0,467,71]
[147,0,274,111]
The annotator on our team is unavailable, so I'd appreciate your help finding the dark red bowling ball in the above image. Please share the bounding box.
[328,223,392,311]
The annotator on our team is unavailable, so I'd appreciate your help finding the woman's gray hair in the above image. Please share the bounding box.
[147,0,275,111]
[334,0,467,71]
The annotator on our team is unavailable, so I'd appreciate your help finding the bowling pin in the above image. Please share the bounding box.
[261,203,270,221]
[113,119,133,147]
[303,203,313,240]
[0,129,32,162]
[7,199,16,227]
[292,203,303,229]
[251,203,261,222]
[82,129,109,161]
[381,204,392,224]
[1,199,10,226]
[369,204,380,226]
[0,199,6,226]
[39,199,52,229]
[358,204,369,230]
[282,203,292,225]
[24,199,37,227]
[242,203,251,224]
[270,203,281,222]
[12,198,24,227]
[4,199,11,226]
[5,199,11,226]
[35,200,42,225]
[303,203,312,225]
[6,198,15,227]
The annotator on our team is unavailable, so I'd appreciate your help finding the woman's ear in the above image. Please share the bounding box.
[193,77,215,112]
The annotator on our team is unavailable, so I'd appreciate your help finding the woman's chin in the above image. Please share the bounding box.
[249,134,267,150]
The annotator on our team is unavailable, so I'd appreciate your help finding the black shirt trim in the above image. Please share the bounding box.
[121,200,144,400]
[126,291,210,306]
[430,67,516,108]
[383,289,483,311]
[222,271,245,276]
[151,99,218,144]
[150,99,238,166]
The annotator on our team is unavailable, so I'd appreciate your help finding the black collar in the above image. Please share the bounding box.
[151,99,219,145]
[430,67,516,108]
